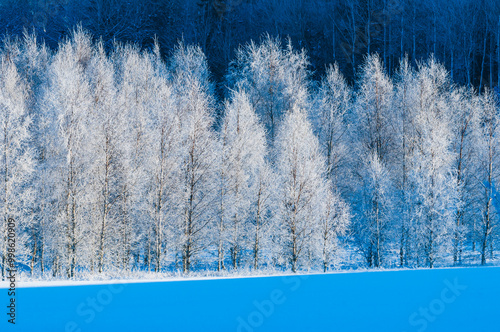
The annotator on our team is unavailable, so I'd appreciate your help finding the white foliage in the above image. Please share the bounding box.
[46,28,94,277]
[228,35,309,143]
[313,62,352,193]
[171,44,218,273]
[217,89,270,269]
[409,59,457,267]
[352,54,395,268]
[275,105,326,272]
[0,50,35,277]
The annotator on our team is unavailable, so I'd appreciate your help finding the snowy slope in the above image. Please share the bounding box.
[1,267,499,332]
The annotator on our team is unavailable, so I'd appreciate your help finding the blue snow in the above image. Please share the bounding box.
[1,267,499,331]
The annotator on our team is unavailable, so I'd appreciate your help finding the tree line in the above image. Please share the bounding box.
[0,30,498,279]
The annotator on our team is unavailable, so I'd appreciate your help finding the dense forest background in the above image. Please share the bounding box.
[1,0,500,91]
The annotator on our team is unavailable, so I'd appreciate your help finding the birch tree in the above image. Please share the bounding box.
[217,90,268,270]
[227,35,309,145]
[0,48,35,279]
[313,62,352,194]
[18,32,52,276]
[86,42,128,272]
[318,187,350,272]
[393,57,416,266]
[275,106,326,272]
[171,44,218,273]
[352,54,395,268]
[448,87,479,265]
[477,89,500,265]
[143,50,179,272]
[47,29,93,277]
[410,59,457,268]
[114,45,155,271]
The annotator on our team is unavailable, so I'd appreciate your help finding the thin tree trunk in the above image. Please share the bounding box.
[497,16,500,86]
[253,184,263,270]
[217,215,225,271]
[383,0,387,68]
[480,29,488,92]
[490,36,494,89]
[332,7,336,60]
[351,4,356,76]
[482,135,494,265]
[400,15,404,60]
[154,129,166,273]
[98,135,111,274]
[366,0,371,55]
[412,7,416,63]
[451,49,454,81]
[30,226,37,275]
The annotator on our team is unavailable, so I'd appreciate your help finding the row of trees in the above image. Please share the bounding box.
[0,31,498,279]
[0,0,499,90]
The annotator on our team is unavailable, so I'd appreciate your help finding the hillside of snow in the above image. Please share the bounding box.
[1,267,499,331]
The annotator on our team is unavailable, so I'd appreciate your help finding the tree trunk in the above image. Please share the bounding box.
[497,16,500,87]
[480,29,488,92]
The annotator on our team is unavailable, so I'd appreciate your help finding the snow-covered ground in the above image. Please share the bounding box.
[1,267,499,331]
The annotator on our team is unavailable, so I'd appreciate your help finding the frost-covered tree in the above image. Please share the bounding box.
[275,106,326,272]
[217,90,268,270]
[393,57,417,266]
[171,44,218,273]
[0,48,35,279]
[393,58,463,267]
[410,59,457,268]
[476,89,500,265]
[215,127,230,271]
[448,87,479,265]
[46,29,93,277]
[143,50,179,273]
[17,32,52,276]
[227,35,309,145]
[114,45,155,271]
[311,65,352,271]
[352,54,395,268]
[86,42,128,273]
[353,152,394,268]
[318,187,350,272]
[313,63,352,193]
[249,163,276,270]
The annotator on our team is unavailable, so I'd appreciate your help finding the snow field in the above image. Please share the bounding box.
[1,266,499,331]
